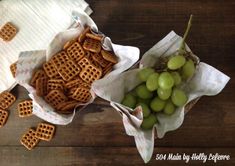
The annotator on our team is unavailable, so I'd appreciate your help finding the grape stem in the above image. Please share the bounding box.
[179,14,193,52]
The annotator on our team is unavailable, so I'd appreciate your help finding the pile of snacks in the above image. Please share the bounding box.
[121,15,196,130]
[26,26,118,114]
[0,91,16,127]
[0,22,17,42]
[3,25,119,150]
[0,93,56,150]
[20,122,56,150]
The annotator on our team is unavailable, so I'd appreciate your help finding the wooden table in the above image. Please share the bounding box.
[1,0,235,165]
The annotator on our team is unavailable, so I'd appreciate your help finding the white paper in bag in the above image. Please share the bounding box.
[0,0,92,93]
[15,10,140,125]
[92,31,230,163]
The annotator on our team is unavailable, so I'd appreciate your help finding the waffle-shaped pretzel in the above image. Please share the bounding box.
[20,129,39,150]
[35,123,55,141]
[79,64,102,84]
[78,26,91,43]
[0,91,16,109]
[63,38,77,50]
[101,50,118,64]
[102,63,114,76]
[92,53,110,68]
[71,87,91,103]
[43,60,58,78]
[58,59,81,81]
[36,77,48,97]
[86,33,103,41]
[45,90,68,109]
[0,109,8,127]
[65,78,91,89]
[89,53,102,68]
[47,79,64,92]
[68,87,78,98]
[67,42,85,62]
[83,38,101,53]
[0,22,17,42]
[30,70,47,87]
[77,56,92,69]
[18,100,33,118]
[84,51,90,57]
[65,78,82,89]
[10,61,17,78]
[51,51,70,69]
[57,100,78,113]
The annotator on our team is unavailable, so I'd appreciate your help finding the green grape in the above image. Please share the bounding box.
[171,88,188,107]
[157,87,172,100]
[167,55,186,70]
[164,100,175,115]
[150,97,166,112]
[141,114,157,130]
[181,59,195,80]
[171,72,182,86]
[121,93,137,109]
[137,98,151,105]
[136,103,151,118]
[135,84,153,99]
[138,68,155,82]
[158,72,174,90]
[129,90,138,97]
[146,73,159,91]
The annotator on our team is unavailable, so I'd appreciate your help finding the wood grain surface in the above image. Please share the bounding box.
[0,0,235,165]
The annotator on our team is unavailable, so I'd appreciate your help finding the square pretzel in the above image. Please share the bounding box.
[67,42,85,62]
[0,109,9,127]
[30,70,47,87]
[77,56,92,69]
[58,59,81,81]
[36,77,48,97]
[51,51,70,69]
[0,91,16,109]
[20,129,39,150]
[35,123,55,141]
[10,61,17,78]
[91,53,110,68]
[45,90,68,109]
[102,63,114,76]
[18,100,33,118]
[0,22,17,42]
[71,87,91,103]
[47,79,64,92]
[57,100,78,114]
[43,60,58,78]
[79,64,102,84]
[78,26,91,43]
[83,38,101,53]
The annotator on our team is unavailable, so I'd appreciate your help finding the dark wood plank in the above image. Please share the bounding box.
[0,147,234,166]
[1,84,235,148]
[1,0,235,165]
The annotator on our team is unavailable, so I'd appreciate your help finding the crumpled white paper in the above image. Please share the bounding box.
[92,31,230,163]
[15,10,140,125]
[0,0,92,93]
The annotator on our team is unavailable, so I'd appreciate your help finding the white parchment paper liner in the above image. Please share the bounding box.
[15,10,140,125]
[92,31,230,163]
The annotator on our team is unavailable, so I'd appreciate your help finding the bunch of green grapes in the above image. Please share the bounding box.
[121,15,196,130]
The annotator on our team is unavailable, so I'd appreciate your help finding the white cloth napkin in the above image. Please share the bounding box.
[0,0,92,92]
